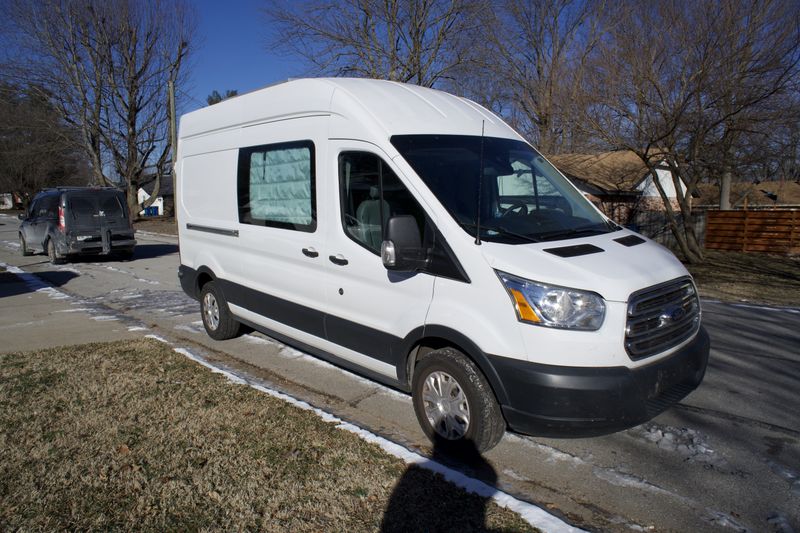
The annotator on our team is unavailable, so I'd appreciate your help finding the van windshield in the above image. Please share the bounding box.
[391,135,618,244]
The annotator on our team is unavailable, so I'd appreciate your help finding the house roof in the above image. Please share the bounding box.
[697,180,800,206]
[548,151,655,193]
[139,175,173,196]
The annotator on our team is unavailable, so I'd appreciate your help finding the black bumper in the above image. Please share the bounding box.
[178,264,199,300]
[490,327,710,437]
[60,235,136,255]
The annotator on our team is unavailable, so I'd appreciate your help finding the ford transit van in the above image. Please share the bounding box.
[176,78,709,451]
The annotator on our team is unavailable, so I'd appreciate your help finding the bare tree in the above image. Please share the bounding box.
[266,0,485,88]
[581,0,800,263]
[4,0,195,217]
[0,83,87,206]
[477,0,607,154]
[207,89,238,106]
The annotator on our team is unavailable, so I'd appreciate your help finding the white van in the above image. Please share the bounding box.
[176,78,709,451]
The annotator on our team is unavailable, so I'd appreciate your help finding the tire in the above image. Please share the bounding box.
[199,281,241,340]
[411,347,506,453]
[19,234,32,256]
[47,238,65,265]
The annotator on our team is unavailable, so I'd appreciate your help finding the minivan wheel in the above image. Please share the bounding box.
[411,347,506,453]
[47,239,65,265]
[200,281,241,340]
[19,234,32,256]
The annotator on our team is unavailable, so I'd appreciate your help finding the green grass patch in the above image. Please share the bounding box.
[0,339,536,532]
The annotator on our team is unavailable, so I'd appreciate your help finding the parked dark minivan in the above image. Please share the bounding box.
[18,187,136,264]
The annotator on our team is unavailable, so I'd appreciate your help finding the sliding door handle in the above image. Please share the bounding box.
[329,254,348,266]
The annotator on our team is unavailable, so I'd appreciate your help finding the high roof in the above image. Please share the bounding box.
[178,78,521,143]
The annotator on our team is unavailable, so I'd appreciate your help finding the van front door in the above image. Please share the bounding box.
[324,142,435,380]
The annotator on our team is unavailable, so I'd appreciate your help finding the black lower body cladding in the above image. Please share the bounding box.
[493,327,710,437]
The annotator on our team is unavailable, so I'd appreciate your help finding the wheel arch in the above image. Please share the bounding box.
[399,325,510,406]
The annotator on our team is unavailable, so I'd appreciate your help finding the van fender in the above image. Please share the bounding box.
[398,325,510,406]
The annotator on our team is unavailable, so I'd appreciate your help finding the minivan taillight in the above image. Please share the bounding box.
[58,206,65,232]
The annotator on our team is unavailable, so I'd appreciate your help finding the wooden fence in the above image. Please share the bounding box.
[705,210,799,255]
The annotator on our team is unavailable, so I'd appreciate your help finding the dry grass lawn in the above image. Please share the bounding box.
[0,339,536,532]
[684,249,800,307]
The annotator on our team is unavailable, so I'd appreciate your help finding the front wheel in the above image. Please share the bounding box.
[200,281,241,340]
[412,347,506,452]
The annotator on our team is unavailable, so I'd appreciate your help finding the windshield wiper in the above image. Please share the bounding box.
[460,223,541,244]
[537,224,612,241]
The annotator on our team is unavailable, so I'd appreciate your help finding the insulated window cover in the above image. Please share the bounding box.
[249,146,312,225]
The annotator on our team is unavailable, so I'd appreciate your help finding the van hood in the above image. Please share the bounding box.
[479,231,690,302]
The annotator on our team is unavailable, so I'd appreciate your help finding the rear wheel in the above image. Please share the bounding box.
[19,234,32,256]
[412,347,506,452]
[47,239,65,265]
[200,281,241,340]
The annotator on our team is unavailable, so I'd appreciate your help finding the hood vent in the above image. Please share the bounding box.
[615,235,646,247]
[543,244,604,258]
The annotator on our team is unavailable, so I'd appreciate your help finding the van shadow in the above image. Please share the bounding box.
[380,439,501,533]
[129,243,178,260]
[62,243,178,263]
[0,270,78,298]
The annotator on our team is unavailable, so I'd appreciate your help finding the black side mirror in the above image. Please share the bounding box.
[381,215,428,272]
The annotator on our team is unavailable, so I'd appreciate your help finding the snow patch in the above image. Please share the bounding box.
[92,315,119,322]
[145,334,170,344]
[703,509,752,532]
[628,423,726,467]
[174,323,205,334]
[55,308,92,313]
[127,326,148,332]
[242,334,276,345]
[505,435,587,466]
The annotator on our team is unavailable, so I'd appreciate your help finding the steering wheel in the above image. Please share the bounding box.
[501,201,528,217]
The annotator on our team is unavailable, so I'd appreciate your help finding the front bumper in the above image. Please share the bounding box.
[490,327,710,437]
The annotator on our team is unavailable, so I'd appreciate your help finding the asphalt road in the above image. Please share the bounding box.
[1,212,798,532]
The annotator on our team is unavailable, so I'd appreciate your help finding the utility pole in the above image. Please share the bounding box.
[167,78,178,212]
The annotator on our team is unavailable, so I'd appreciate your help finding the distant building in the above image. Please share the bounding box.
[548,150,685,224]
[137,173,174,216]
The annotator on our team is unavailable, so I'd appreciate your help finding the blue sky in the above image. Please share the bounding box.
[184,0,300,113]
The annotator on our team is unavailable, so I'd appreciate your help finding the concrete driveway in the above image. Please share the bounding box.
[1,212,797,532]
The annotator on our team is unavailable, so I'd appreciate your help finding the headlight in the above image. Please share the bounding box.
[496,271,605,330]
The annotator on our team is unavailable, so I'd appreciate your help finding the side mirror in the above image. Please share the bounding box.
[18,213,25,220]
[381,215,428,271]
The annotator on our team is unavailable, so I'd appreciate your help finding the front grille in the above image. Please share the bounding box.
[626,277,700,360]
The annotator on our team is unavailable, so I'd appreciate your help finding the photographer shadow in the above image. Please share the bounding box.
[380,438,500,533]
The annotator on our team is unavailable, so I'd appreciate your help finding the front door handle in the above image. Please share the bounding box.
[302,247,319,258]
[329,254,348,266]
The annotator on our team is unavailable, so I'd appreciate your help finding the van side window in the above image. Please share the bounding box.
[339,151,426,254]
[237,140,316,232]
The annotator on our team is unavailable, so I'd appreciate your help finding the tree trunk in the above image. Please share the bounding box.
[719,168,732,210]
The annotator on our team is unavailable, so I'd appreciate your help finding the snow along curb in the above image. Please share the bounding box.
[143,334,584,533]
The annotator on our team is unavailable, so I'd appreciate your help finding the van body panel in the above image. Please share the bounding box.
[324,139,436,368]
[229,302,398,379]
[480,232,689,303]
